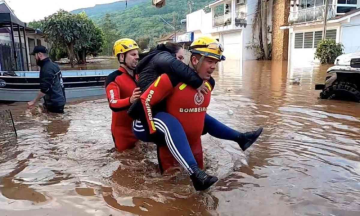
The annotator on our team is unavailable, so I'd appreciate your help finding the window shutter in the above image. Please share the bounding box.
[295,33,304,49]
[304,32,314,48]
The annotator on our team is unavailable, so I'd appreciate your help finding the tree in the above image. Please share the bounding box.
[28,20,45,31]
[75,13,104,64]
[43,10,82,67]
[100,13,119,56]
[89,0,212,51]
[43,10,104,67]
[48,43,68,61]
[315,39,343,64]
[138,37,150,50]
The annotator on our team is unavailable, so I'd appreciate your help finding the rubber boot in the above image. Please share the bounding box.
[237,127,263,151]
[190,166,218,191]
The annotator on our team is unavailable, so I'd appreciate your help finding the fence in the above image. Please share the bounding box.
[0,40,26,71]
[0,109,17,140]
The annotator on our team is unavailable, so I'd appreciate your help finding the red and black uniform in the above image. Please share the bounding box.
[159,76,214,171]
[133,73,215,173]
[105,67,138,151]
[127,49,204,127]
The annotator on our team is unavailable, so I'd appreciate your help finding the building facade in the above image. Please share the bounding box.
[284,0,360,65]
[186,0,275,71]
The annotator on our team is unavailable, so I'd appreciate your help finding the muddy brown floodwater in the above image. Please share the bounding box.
[1,60,360,216]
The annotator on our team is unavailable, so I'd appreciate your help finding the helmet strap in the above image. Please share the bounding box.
[119,52,127,65]
[119,52,135,77]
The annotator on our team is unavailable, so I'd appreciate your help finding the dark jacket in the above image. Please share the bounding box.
[38,58,66,107]
[136,50,203,92]
[128,49,203,119]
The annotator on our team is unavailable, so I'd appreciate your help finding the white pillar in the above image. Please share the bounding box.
[231,0,236,28]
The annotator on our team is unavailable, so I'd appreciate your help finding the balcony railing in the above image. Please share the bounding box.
[235,11,247,27]
[289,5,336,24]
[213,13,232,27]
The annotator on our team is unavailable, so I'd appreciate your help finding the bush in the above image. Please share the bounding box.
[315,39,343,64]
[246,41,272,60]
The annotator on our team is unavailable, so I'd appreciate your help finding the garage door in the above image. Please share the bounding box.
[223,32,242,60]
[342,26,360,53]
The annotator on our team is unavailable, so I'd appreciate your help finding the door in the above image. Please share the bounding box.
[342,25,360,53]
[221,31,242,74]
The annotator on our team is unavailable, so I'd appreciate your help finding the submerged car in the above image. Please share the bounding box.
[315,53,360,102]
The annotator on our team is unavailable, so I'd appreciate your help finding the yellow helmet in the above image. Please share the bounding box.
[189,36,226,61]
[113,38,139,57]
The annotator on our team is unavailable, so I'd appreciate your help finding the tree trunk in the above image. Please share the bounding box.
[66,43,75,68]
[82,50,86,64]
[75,52,80,64]
[77,50,87,64]
[261,0,269,60]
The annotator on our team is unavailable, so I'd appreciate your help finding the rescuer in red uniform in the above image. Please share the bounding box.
[105,38,141,151]
[133,37,263,191]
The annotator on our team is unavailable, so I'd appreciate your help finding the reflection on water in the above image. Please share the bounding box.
[1,60,360,215]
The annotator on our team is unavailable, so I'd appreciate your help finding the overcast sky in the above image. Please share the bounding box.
[5,0,119,22]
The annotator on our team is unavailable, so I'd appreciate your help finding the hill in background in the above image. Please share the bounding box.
[71,0,213,45]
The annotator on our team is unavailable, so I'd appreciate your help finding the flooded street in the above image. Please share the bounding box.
[1,60,360,216]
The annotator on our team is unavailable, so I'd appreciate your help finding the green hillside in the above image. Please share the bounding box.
[71,0,147,19]
[82,0,213,45]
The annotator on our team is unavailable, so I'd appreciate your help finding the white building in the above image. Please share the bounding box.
[283,0,360,65]
[186,0,273,71]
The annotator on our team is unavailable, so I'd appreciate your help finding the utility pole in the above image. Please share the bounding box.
[159,15,177,42]
[323,0,329,40]
[188,0,193,13]
[173,13,177,43]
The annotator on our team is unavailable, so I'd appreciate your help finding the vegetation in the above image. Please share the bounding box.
[100,14,118,56]
[315,39,343,64]
[29,11,104,67]
[251,0,272,60]
[29,0,214,63]
[74,13,104,64]
[87,0,213,49]
[71,0,147,18]
[246,41,272,60]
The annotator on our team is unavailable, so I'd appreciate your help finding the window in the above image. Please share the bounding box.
[337,0,357,14]
[347,0,357,3]
[337,0,357,4]
[308,0,315,7]
[315,0,324,6]
[295,33,304,49]
[304,32,314,48]
[300,0,307,9]
[337,6,357,13]
[294,29,337,49]
[326,29,337,40]
[314,31,323,47]
[236,0,246,5]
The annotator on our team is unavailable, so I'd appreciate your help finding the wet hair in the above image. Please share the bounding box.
[158,42,182,54]
[140,42,182,60]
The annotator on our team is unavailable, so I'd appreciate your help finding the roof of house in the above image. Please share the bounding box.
[156,32,175,42]
[156,31,186,42]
